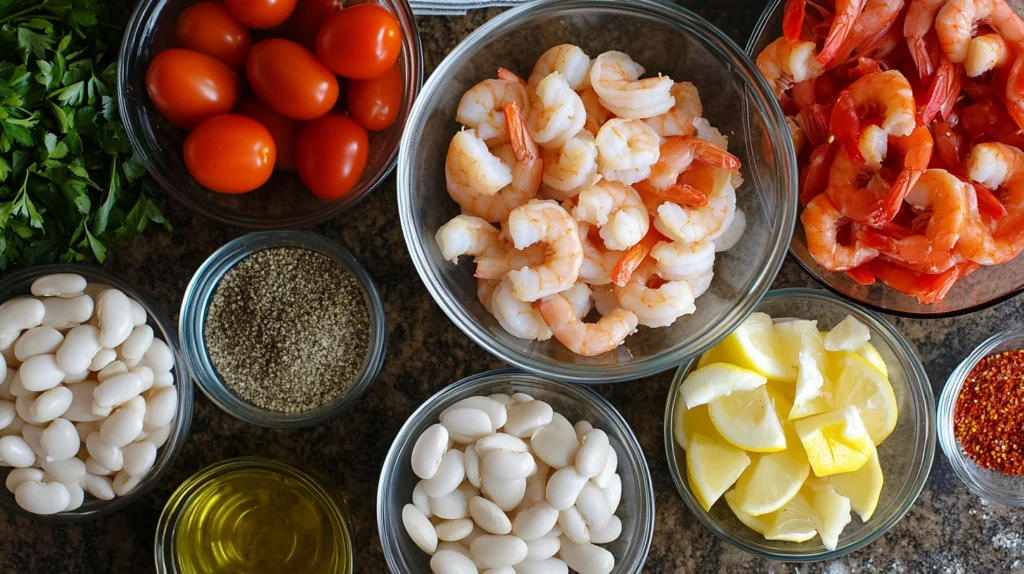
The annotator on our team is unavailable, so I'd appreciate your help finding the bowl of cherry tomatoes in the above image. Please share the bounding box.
[118,0,422,228]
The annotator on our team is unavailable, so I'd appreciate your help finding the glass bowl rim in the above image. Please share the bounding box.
[662,287,936,561]
[397,0,799,383]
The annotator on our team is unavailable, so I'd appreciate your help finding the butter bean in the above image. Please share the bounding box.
[412,480,432,518]
[514,558,568,574]
[29,385,73,422]
[0,298,45,343]
[144,424,172,448]
[88,348,117,372]
[141,338,174,373]
[429,481,478,520]
[475,433,528,458]
[99,396,144,447]
[480,475,526,512]
[469,495,512,535]
[524,537,560,562]
[429,549,476,574]
[121,441,156,477]
[19,423,45,457]
[557,507,590,544]
[63,481,85,511]
[94,373,144,408]
[574,482,611,531]
[129,299,147,326]
[530,424,579,470]
[40,456,86,483]
[512,502,559,541]
[589,515,621,544]
[40,418,79,462]
[63,382,102,422]
[482,449,536,480]
[592,447,617,489]
[464,444,481,488]
[56,325,101,374]
[96,290,133,348]
[435,518,474,542]
[412,423,449,480]
[504,401,553,438]
[31,274,87,298]
[14,327,64,362]
[574,430,609,478]
[97,360,128,383]
[143,385,176,431]
[546,466,587,511]
[602,473,621,515]
[469,535,527,569]
[422,449,465,498]
[443,397,507,431]
[0,435,35,467]
[441,407,494,441]
[5,467,43,493]
[0,368,14,401]
[15,481,69,514]
[111,470,142,496]
[0,399,14,430]
[559,540,614,574]
[19,354,65,392]
[41,295,93,329]
[402,503,437,554]
[85,457,114,476]
[83,472,114,500]
[62,370,88,383]
[119,325,153,361]
[15,394,44,425]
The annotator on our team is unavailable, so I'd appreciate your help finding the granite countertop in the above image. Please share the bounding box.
[2,2,1022,572]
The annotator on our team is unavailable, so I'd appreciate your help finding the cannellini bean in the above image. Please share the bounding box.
[15,395,44,425]
[575,430,609,478]
[40,456,86,483]
[96,290,134,348]
[504,400,553,438]
[129,299,147,326]
[573,421,593,441]
[91,402,113,418]
[435,518,474,542]
[85,457,114,476]
[56,325,101,374]
[514,558,569,574]
[0,399,14,430]
[152,371,174,388]
[557,507,590,544]
[516,474,547,514]
[429,481,478,520]
[99,396,145,448]
[589,515,621,544]
[412,423,449,480]
[41,294,93,329]
[40,418,79,462]
[143,385,176,430]
[0,298,45,344]
[119,325,153,360]
[559,540,614,574]
[62,370,88,384]
[530,424,579,469]
[546,466,588,510]
[31,274,87,298]
[8,371,31,397]
[19,423,45,457]
[144,424,172,448]
[412,480,432,518]
[0,435,35,467]
[430,549,476,574]
[83,472,114,500]
[484,568,516,574]
[437,540,474,560]
[422,449,465,498]
[14,327,64,362]
[63,382,102,422]
[441,408,493,441]
[88,348,117,372]
[524,537,561,561]
[574,482,611,531]
[131,366,154,392]
[442,397,507,431]
[602,474,621,514]
[0,416,25,438]
[62,481,85,511]
[121,441,157,476]
[5,467,43,493]
[534,458,550,477]
[464,445,481,489]
[0,368,15,400]
[547,413,574,435]
[15,481,69,514]
[19,354,65,392]
[402,503,438,554]
[470,535,528,569]
[97,360,128,382]
[481,475,526,512]
[469,495,512,534]
[0,347,12,372]
[509,393,534,404]
[112,470,142,496]
[94,373,144,408]
[142,338,174,372]
[475,433,529,457]
[512,502,559,540]
[482,449,536,480]
[592,446,617,489]
[29,386,73,422]
[488,393,512,406]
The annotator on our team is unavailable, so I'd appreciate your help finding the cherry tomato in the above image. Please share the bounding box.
[146,48,239,129]
[184,115,276,194]
[175,2,251,69]
[223,0,297,29]
[246,38,339,120]
[347,61,402,131]
[295,114,368,200]
[316,4,401,79]
[238,97,301,171]
[289,0,342,49]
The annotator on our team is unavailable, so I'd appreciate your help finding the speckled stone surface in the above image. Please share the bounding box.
[1,2,1023,573]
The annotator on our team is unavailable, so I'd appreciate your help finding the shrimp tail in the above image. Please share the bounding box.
[845,264,876,285]
[849,57,883,80]
[801,142,836,205]
[504,101,538,162]
[1004,52,1024,132]
[907,36,935,82]
[783,0,807,41]
[798,104,831,148]
[873,166,923,223]
[634,180,708,207]
[856,228,898,251]
[875,220,914,240]
[920,56,959,125]
[830,90,865,164]
[610,226,665,287]
[686,136,743,172]
[497,67,527,86]
[973,183,1007,220]
[817,0,867,65]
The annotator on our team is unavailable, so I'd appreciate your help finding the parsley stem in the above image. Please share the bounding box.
[0,4,46,23]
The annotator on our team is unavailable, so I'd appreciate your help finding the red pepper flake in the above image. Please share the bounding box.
[953,350,1024,476]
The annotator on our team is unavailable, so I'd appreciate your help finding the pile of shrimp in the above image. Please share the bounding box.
[758,0,1024,304]
[436,45,747,357]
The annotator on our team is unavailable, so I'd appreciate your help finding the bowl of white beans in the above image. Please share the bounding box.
[0,265,192,520]
[377,369,654,573]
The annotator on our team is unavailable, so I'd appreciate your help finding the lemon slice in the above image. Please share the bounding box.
[697,313,797,382]
[764,491,818,543]
[824,315,871,352]
[794,406,873,477]
[708,386,787,452]
[686,432,751,511]
[830,441,883,521]
[679,363,768,409]
[730,427,810,515]
[832,352,898,444]
[806,479,852,551]
[774,319,821,368]
[775,321,833,420]
[725,489,773,534]
[857,342,888,376]
[673,394,716,451]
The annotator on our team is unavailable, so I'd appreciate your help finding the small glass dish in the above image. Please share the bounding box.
[664,288,934,561]
[377,369,655,573]
[179,230,386,428]
[938,329,1024,506]
[118,0,423,228]
[397,0,798,383]
[0,264,193,521]
[154,456,354,573]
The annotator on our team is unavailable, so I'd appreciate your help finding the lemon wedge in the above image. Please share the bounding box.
[774,319,822,367]
[725,489,773,534]
[708,386,787,452]
[764,491,818,543]
[857,341,887,376]
[806,479,852,551]
[697,313,797,382]
[686,432,751,511]
[729,427,810,515]
[824,315,871,352]
[794,406,873,477]
[832,351,898,444]
[679,363,768,409]
[830,441,883,521]
[673,394,716,451]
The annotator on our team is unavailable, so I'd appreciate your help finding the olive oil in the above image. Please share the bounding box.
[170,460,351,574]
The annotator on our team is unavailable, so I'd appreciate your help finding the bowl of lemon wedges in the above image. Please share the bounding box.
[664,288,934,561]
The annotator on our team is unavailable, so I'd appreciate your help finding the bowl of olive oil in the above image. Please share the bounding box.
[155,457,353,573]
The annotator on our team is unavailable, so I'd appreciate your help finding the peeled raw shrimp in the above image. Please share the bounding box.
[572,180,650,251]
[801,193,879,271]
[713,208,746,252]
[505,199,584,302]
[435,214,502,263]
[654,164,737,242]
[540,130,600,200]
[756,37,823,98]
[538,292,637,356]
[643,82,702,137]
[650,238,715,280]
[578,222,625,285]
[445,129,514,200]
[589,51,675,120]
[491,276,552,340]
[456,72,530,146]
[957,143,1024,264]
[635,135,741,206]
[614,259,696,328]
[905,0,949,79]
[527,72,586,150]
[594,118,662,185]
[935,0,1024,65]
[529,44,592,91]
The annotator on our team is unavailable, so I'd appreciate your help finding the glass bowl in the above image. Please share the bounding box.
[664,288,934,561]
[0,264,193,521]
[397,0,798,383]
[154,456,354,573]
[746,0,1024,319]
[377,369,655,572]
[179,230,386,428]
[118,0,423,228]
[938,329,1024,506]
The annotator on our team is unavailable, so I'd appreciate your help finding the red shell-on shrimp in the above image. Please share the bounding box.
[920,54,961,125]
[831,0,907,66]
[802,193,880,271]
[935,0,1024,65]
[784,0,807,41]
[867,257,975,303]
[875,125,935,223]
[818,0,870,65]
[826,145,891,224]
[830,70,916,164]
[957,142,1024,264]
[1004,52,1024,133]
[904,0,948,80]
[757,37,825,98]
[802,142,838,205]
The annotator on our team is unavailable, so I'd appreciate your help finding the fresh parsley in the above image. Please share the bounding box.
[0,0,170,271]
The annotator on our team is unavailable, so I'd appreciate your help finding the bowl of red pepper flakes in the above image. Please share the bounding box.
[939,329,1024,507]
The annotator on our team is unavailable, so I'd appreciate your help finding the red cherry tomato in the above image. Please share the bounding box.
[315,4,401,79]
[246,38,339,120]
[289,0,342,49]
[295,114,368,200]
[175,2,251,69]
[238,97,301,171]
[184,115,276,194]
[223,0,297,29]
[145,49,239,129]
[347,61,402,131]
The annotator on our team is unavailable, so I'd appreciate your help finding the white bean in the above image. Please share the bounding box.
[88,348,117,372]
[575,430,609,478]
[0,416,25,438]
[509,393,534,404]
[412,480,432,518]
[429,481,478,520]
[482,449,536,480]
[435,518,474,542]
[91,402,112,418]
[470,535,527,569]
[442,397,507,431]
[85,457,114,476]
[143,385,176,431]
[429,549,476,574]
[99,396,145,448]
[128,299,147,326]
[144,424,172,448]
[524,537,561,561]
[516,474,547,515]
[131,366,154,392]
[411,423,449,480]
[0,399,14,430]
[63,382,102,422]
[96,290,134,348]
[97,360,127,382]
[15,395,44,425]
[56,325,101,374]
[514,558,568,574]
[0,298,45,342]
[601,474,621,515]
[441,408,493,441]
[464,444,482,489]
[474,433,528,458]
[592,446,617,489]
[557,507,590,544]
[29,386,73,422]
[31,274,87,298]
[40,456,86,483]
[119,325,153,360]
[83,472,114,500]
[530,424,579,470]
[121,441,157,476]
[111,470,142,496]
[40,418,79,462]
[8,371,31,397]
[5,467,43,493]
[41,295,93,329]
[19,423,45,457]
[0,368,14,401]
[15,481,69,514]
[62,370,88,384]
[437,541,474,559]
[574,482,611,531]
[18,354,65,392]
[94,373,144,408]
[422,449,465,498]
[487,393,512,406]
[402,503,437,554]
[559,540,614,574]
[0,435,35,467]
[573,421,593,441]
[484,568,516,574]
[545,466,588,510]
[469,495,512,535]
[62,481,85,511]
[512,502,559,541]
[142,338,174,372]
[480,475,526,512]
[0,346,12,371]
[589,515,621,544]
[14,327,64,362]
[504,401,553,438]
[152,371,174,388]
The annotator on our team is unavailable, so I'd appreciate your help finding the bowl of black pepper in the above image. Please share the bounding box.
[179,231,386,427]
